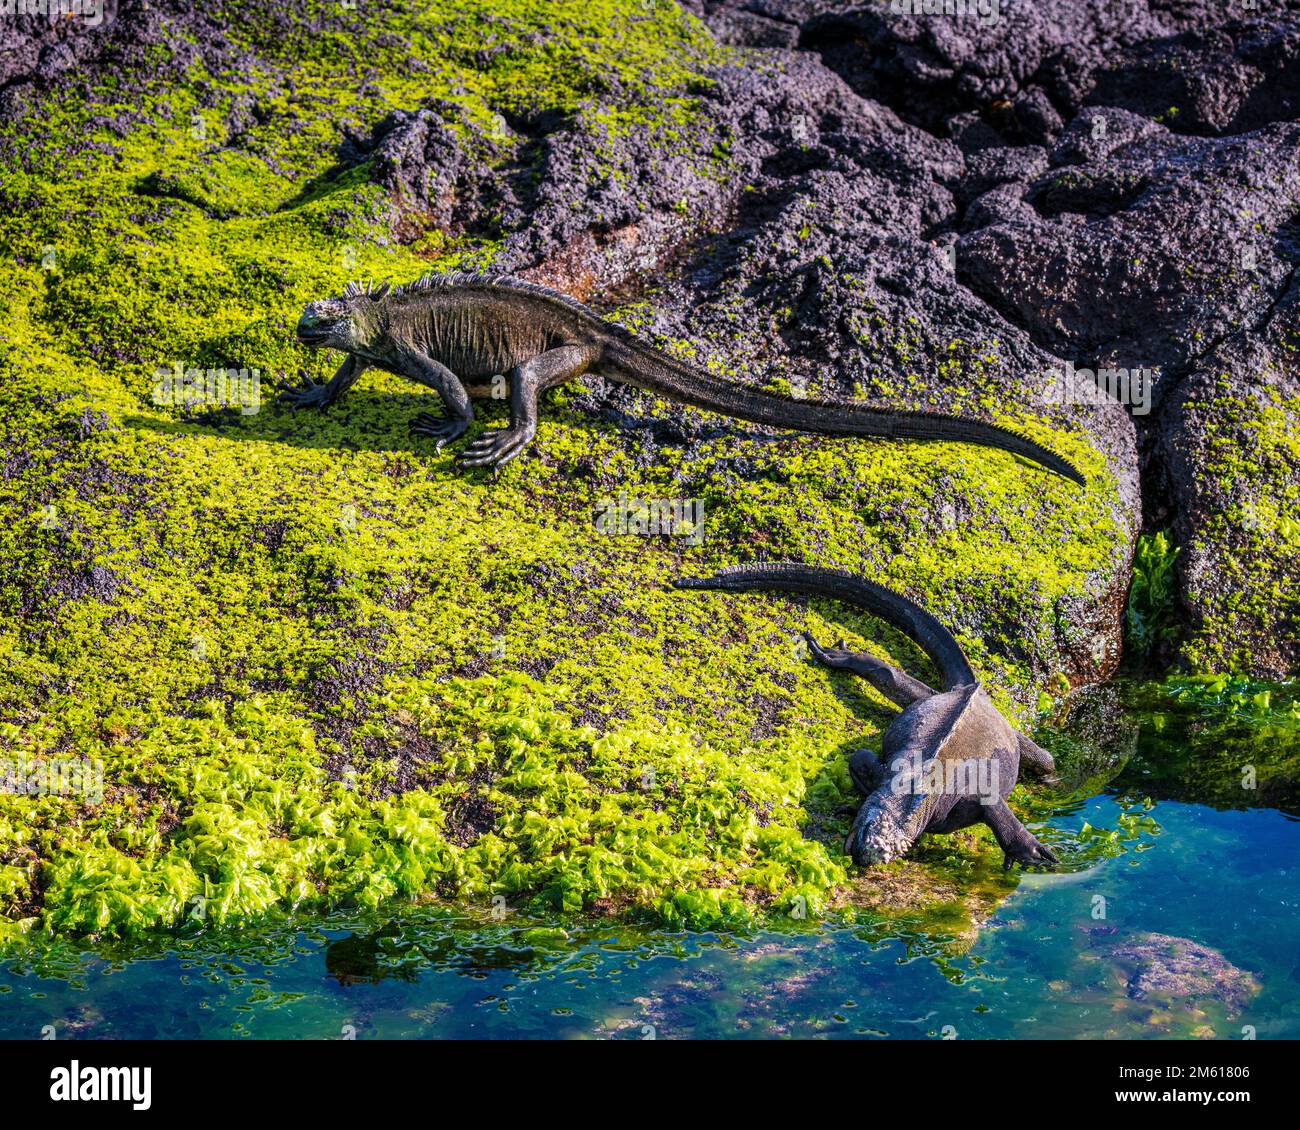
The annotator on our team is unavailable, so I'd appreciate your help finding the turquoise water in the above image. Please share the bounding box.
[2,684,1297,1039]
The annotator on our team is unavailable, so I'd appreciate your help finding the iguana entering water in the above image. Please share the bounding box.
[676,563,1060,870]
[285,273,1085,483]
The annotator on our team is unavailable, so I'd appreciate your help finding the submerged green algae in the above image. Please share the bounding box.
[0,1,1124,940]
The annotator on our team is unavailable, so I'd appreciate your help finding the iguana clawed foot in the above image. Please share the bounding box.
[1002,832,1059,871]
[456,424,536,470]
[408,410,533,467]
[279,374,334,410]
[409,411,470,449]
[804,633,856,669]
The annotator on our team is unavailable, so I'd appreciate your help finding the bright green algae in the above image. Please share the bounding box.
[1176,375,1300,673]
[0,1,1124,940]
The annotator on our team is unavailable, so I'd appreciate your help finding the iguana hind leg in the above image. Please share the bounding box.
[1017,733,1056,778]
[458,344,600,470]
[804,632,935,707]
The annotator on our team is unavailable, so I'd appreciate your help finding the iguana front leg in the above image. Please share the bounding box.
[458,344,600,469]
[982,798,1059,870]
[396,346,475,449]
[847,747,889,796]
[280,353,366,409]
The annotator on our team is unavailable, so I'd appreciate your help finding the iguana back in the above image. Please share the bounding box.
[289,272,1087,484]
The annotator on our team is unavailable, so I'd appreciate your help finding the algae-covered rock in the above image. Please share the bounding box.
[1159,292,1300,677]
[0,0,1278,941]
[1106,932,1260,1014]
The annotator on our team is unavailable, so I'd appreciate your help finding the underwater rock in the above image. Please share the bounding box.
[842,852,1016,954]
[1107,932,1260,1013]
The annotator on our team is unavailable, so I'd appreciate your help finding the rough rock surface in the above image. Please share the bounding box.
[671,0,1300,675]
[1108,932,1260,1012]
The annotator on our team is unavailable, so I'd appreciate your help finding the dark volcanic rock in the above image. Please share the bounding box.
[366,103,517,243]
[958,113,1300,403]
[1087,17,1300,136]
[796,0,1220,137]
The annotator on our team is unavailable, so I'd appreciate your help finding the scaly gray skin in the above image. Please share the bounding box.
[284,273,1086,483]
[675,563,1060,870]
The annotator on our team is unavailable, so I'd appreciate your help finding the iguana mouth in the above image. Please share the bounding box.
[296,328,331,345]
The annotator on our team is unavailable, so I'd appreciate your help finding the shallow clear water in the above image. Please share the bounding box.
[3,684,1297,1039]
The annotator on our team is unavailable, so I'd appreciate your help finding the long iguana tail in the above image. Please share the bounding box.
[674,562,977,691]
[601,338,1085,485]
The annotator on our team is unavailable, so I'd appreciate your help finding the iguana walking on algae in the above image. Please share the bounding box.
[285,273,1085,483]
[676,564,1061,869]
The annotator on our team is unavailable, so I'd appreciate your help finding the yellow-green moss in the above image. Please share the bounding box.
[0,0,1125,940]
[1178,377,1300,672]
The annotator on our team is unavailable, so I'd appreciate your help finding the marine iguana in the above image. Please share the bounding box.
[284,273,1085,484]
[675,563,1060,870]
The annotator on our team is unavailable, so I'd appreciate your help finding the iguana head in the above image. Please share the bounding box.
[297,281,390,353]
